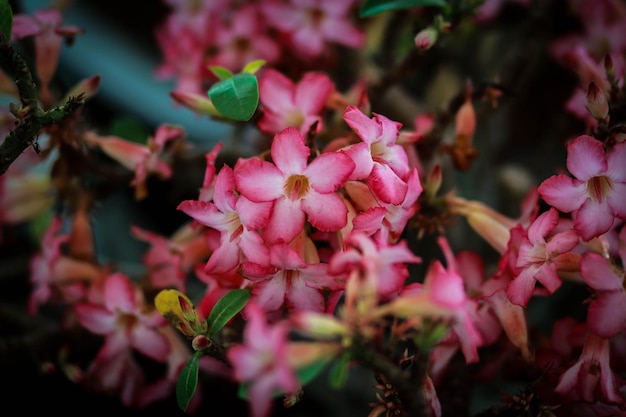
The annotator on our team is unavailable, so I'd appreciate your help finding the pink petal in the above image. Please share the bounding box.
[236,196,272,231]
[269,243,304,269]
[306,151,354,192]
[205,239,241,274]
[567,135,607,180]
[104,273,136,313]
[344,142,374,180]
[252,278,287,312]
[213,166,238,212]
[588,292,626,337]
[506,267,538,306]
[302,191,348,232]
[606,141,626,182]
[534,263,562,293]
[607,182,626,218]
[264,197,305,243]
[131,327,170,362]
[271,127,309,175]
[287,279,326,312]
[367,163,408,205]
[538,175,587,213]
[527,208,557,243]
[235,158,285,202]
[343,105,379,144]
[581,252,622,291]
[259,69,295,112]
[294,72,334,114]
[177,200,226,230]
[574,198,614,240]
[74,304,116,334]
[545,229,579,254]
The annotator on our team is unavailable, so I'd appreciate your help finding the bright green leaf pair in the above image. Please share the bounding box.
[175,289,250,411]
[207,59,265,122]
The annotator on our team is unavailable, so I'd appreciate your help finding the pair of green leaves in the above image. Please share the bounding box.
[207,60,265,122]
[360,0,447,17]
[175,288,250,411]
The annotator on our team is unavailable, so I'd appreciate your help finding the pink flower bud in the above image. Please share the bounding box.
[170,91,221,117]
[192,334,212,351]
[414,27,438,51]
[585,81,609,122]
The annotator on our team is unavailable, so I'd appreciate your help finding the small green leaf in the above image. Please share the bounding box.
[242,59,266,75]
[297,359,331,386]
[109,116,150,144]
[360,0,446,17]
[208,73,259,121]
[176,351,202,411]
[0,0,13,43]
[209,66,234,81]
[328,354,351,389]
[206,289,250,337]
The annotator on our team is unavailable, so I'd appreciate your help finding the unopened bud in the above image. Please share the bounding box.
[424,164,442,201]
[170,91,221,117]
[585,81,609,122]
[604,54,616,84]
[415,27,438,51]
[192,334,212,351]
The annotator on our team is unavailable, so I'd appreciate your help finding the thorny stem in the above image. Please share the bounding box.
[0,37,85,176]
[353,336,430,417]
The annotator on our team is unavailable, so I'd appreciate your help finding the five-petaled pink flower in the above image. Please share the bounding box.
[177,164,272,274]
[260,0,364,59]
[242,242,344,314]
[538,135,626,241]
[555,330,624,405]
[341,105,410,205]
[235,126,355,244]
[227,302,300,417]
[506,207,580,306]
[257,68,335,136]
[74,273,171,405]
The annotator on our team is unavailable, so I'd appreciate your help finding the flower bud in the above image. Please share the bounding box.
[170,91,221,117]
[192,334,212,351]
[415,27,438,51]
[585,81,609,122]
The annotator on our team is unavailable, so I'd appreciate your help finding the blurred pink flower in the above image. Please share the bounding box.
[257,68,335,136]
[227,302,300,417]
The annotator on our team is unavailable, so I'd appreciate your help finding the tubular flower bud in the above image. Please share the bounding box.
[155,289,208,338]
[415,26,438,51]
[585,81,609,122]
[446,194,517,255]
[170,90,221,117]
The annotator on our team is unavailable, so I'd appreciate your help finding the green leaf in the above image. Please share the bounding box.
[209,66,234,81]
[328,354,351,389]
[176,351,202,411]
[109,116,150,144]
[0,0,13,43]
[360,0,446,17]
[206,289,250,337]
[208,73,259,121]
[297,359,331,386]
[242,59,266,75]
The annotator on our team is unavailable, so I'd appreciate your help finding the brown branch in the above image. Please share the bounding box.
[0,39,85,175]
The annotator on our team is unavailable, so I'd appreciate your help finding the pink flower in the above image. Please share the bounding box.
[227,302,300,417]
[234,127,354,244]
[177,164,272,274]
[539,135,626,241]
[257,68,335,136]
[29,216,102,314]
[11,8,84,106]
[209,4,280,72]
[242,242,344,314]
[329,232,420,301]
[260,0,364,59]
[74,273,171,405]
[555,331,624,404]
[506,207,580,306]
[85,124,185,200]
[346,167,422,244]
[341,105,410,205]
[131,224,213,291]
[580,251,626,337]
